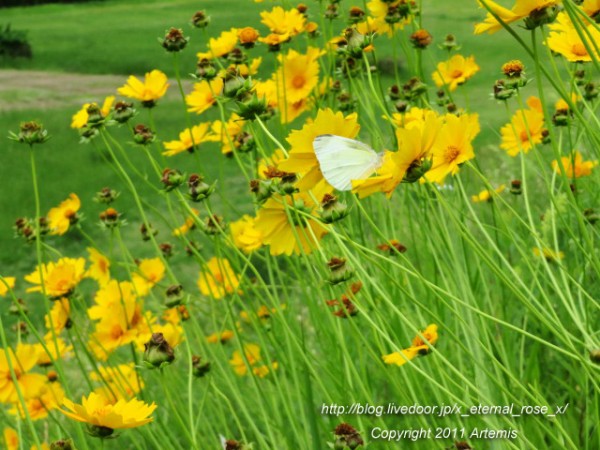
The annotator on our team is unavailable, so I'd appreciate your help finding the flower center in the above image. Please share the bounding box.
[519,130,531,142]
[291,75,306,89]
[110,325,124,340]
[444,145,461,163]
[451,69,463,79]
[571,43,587,57]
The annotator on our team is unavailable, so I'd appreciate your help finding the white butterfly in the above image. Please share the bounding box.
[313,134,383,191]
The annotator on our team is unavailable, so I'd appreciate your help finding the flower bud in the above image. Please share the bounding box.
[165,284,185,308]
[196,58,218,81]
[403,157,432,183]
[410,29,432,49]
[192,355,211,378]
[140,223,158,241]
[132,124,155,145]
[9,298,28,316]
[333,423,364,450]
[278,173,299,195]
[50,438,77,450]
[493,79,515,101]
[326,257,354,285]
[161,168,185,192]
[524,5,559,30]
[250,179,273,204]
[440,34,459,51]
[161,27,189,52]
[584,82,598,101]
[325,3,339,20]
[235,132,256,153]
[143,332,175,368]
[348,6,365,24]
[202,214,225,235]
[590,349,600,364]
[319,193,349,224]
[94,187,119,204]
[47,370,58,382]
[584,208,600,225]
[85,104,104,126]
[387,84,402,100]
[377,239,407,255]
[191,10,210,28]
[9,121,50,146]
[113,101,135,123]
[99,208,122,229]
[159,242,174,258]
[237,27,259,49]
[86,425,115,439]
[510,179,522,195]
[188,174,215,202]
[12,321,28,336]
[236,93,270,121]
[305,21,320,38]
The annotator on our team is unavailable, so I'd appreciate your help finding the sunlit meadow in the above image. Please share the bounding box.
[1,0,599,449]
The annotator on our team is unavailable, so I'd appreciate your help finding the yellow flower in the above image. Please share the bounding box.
[10,381,65,421]
[117,70,169,105]
[424,113,480,184]
[85,247,110,287]
[35,336,71,366]
[229,343,277,377]
[131,258,165,297]
[0,276,15,297]
[253,79,278,110]
[253,185,331,256]
[59,392,156,432]
[552,151,598,178]
[383,324,438,367]
[471,185,506,202]
[230,215,263,253]
[91,363,142,402]
[353,113,442,198]
[71,96,114,129]
[47,193,80,235]
[258,32,291,47]
[87,280,150,359]
[206,330,235,344]
[474,0,561,35]
[260,6,306,37]
[0,344,47,403]
[275,47,323,107]
[237,27,260,46]
[366,1,412,36]
[198,257,241,299]
[389,106,440,129]
[44,298,70,334]
[583,0,600,17]
[533,247,564,262]
[173,208,199,236]
[197,28,238,59]
[162,123,214,157]
[25,257,86,298]
[432,55,480,92]
[546,22,600,62]
[186,77,224,115]
[278,108,360,190]
[210,113,245,156]
[500,97,545,156]
[3,427,18,450]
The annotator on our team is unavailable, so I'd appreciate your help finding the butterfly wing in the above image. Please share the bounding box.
[313,134,382,191]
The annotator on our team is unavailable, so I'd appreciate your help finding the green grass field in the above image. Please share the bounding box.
[1,2,599,449]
